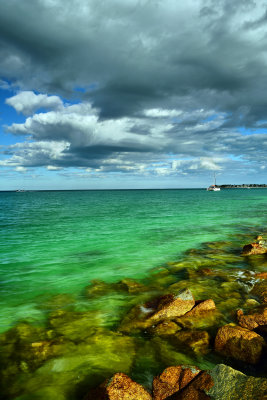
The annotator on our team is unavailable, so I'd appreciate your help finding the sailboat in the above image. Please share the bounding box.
[207,173,220,191]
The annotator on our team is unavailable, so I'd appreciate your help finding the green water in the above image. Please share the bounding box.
[0,189,266,399]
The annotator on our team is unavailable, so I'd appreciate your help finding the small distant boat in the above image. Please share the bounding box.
[207,173,220,191]
[16,189,26,192]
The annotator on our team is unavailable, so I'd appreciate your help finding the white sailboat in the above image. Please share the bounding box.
[207,173,220,191]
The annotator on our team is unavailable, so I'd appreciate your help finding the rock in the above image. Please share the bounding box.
[254,272,267,279]
[84,280,121,297]
[175,299,222,330]
[119,278,147,294]
[48,309,104,341]
[251,280,267,303]
[84,373,152,400]
[171,330,210,355]
[148,289,195,324]
[237,305,267,330]
[165,371,214,400]
[119,289,195,333]
[214,324,265,364]
[242,242,267,255]
[150,321,181,337]
[207,363,267,400]
[153,365,201,400]
[186,299,216,315]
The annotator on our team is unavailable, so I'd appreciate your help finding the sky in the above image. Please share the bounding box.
[1,0,267,190]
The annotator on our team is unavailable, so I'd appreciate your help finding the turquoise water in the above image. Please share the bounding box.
[0,189,267,399]
[0,189,266,331]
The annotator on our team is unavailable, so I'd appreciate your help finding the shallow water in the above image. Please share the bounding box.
[0,189,267,399]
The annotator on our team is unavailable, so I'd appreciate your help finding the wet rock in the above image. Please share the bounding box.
[237,305,267,330]
[150,321,181,337]
[214,324,265,364]
[84,373,152,400]
[119,289,195,333]
[171,330,210,355]
[153,365,201,400]
[207,363,267,400]
[251,280,267,303]
[165,370,214,400]
[184,299,216,316]
[148,289,195,324]
[242,242,267,255]
[254,271,267,279]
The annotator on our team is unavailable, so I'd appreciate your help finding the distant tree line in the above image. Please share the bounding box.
[218,184,267,188]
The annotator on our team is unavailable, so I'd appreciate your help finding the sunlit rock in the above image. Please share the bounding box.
[119,289,195,333]
[214,324,265,364]
[153,365,201,400]
[237,305,267,330]
[84,373,152,400]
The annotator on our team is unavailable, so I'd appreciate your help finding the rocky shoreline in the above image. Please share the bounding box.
[0,235,267,399]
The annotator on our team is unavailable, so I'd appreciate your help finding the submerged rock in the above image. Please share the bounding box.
[150,321,181,337]
[152,365,201,400]
[84,372,152,400]
[171,330,210,355]
[214,324,265,364]
[237,305,267,330]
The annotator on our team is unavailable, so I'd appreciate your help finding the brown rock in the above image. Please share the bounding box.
[153,365,201,400]
[165,371,213,400]
[237,306,267,330]
[242,242,267,255]
[250,280,267,303]
[148,289,195,324]
[184,299,216,317]
[119,289,195,333]
[172,330,210,355]
[214,324,265,364]
[84,373,152,400]
[254,272,267,279]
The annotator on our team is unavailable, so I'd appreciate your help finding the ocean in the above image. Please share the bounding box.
[0,188,266,399]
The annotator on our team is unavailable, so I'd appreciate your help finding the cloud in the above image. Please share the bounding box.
[0,0,267,185]
[5,91,63,115]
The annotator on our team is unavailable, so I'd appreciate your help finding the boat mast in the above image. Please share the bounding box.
[214,172,216,186]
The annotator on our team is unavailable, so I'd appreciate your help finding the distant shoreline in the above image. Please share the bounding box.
[217,184,267,189]
[0,186,267,192]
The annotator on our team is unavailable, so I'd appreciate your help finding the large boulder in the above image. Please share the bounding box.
[84,373,152,400]
[214,324,265,364]
[119,289,195,333]
[237,305,267,330]
[153,365,201,400]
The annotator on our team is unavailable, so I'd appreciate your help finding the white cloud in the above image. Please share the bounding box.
[6,91,63,115]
